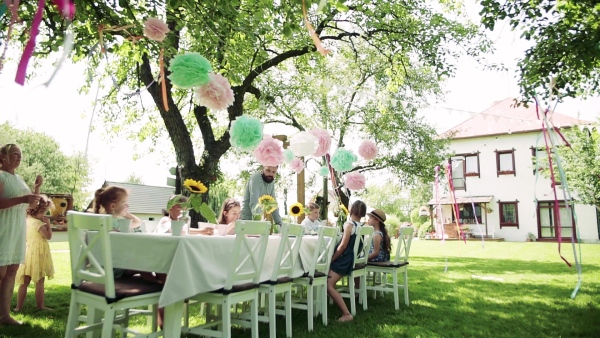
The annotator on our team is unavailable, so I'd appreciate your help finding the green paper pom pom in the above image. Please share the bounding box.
[330,148,357,172]
[318,166,330,177]
[283,149,295,164]
[168,53,213,89]
[230,115,264,152]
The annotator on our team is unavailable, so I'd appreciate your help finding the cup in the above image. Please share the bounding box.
[115,218,132,233]
[217,223,228,236]
[171,220,185,236]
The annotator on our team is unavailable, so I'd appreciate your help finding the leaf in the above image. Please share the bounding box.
[199,202,217,224]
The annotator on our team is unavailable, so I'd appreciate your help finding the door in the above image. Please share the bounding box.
[537,201,574,239]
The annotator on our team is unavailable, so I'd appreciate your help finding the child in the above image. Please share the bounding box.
[366,209,391,262]
[301,202,321,233]
[14,195,54,311]
[93,186,141,230]
[216,198,241,235]
[327,200,367,323]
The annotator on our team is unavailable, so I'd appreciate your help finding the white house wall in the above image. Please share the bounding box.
[443,131,599,242]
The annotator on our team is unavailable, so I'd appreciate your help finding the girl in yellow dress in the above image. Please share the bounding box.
[14,196,54,311]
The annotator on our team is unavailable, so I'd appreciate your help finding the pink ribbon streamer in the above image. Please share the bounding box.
[446,162,467,243]
[15,0,45,85]
[0,0,20,72]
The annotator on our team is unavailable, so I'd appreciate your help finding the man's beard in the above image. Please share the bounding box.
[261,173,275,183]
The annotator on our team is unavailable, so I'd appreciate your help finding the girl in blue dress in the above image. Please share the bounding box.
[327,200,367,322]
[367,209,391,262]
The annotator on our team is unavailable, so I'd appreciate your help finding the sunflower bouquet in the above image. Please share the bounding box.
[166,179,217,224]
[254,195,279,233]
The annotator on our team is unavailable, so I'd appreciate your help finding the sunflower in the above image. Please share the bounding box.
[183,179,208,194]
[258,195,275,203]
[340,204,349,215]
[289,202,304,217]
[257,195,278,214]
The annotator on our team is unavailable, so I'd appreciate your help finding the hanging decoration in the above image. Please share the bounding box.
[343,171,366,191]
[168,52,212,89]
[254,136,284,166]
[318,166,330,177]
[358,139,378,160]
[282,149,295,164]
[194,73,235,110]
[330,147,357,172]
[301,0,329,56]
[143,17,170,42]
[289,158,305,174]
[289,131,319,157]
[308,128,332,157]
[229,115,264,152]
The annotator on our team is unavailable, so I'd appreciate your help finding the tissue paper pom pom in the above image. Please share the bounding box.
[290,158,304,174]
[230,115,264,152]
[318,166,330,177]
[308,128,331,157]
[289,131,318,157]
[283,149,295,164]
[195,73,234,110]
[358,140,378,160]
[254,136,284,166]
[143,17,170,42]
[330,148,357,172]
[168,53,212,89]
[344,171,366,191]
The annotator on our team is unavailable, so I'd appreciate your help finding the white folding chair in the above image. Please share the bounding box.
[181,220,271,338]
[290,226,338,331]
[337,225,374,316]
[366,226,414,309]
[65,211,163,338]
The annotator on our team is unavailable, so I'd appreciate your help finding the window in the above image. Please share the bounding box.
[499,201,519,228]
[450,158,465,190]
[537,201,574,239]
[457,203,482,224]
[496,149,516,176]
[464,153,480,177]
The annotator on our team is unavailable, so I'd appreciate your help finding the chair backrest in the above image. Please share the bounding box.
[393,226,415,264]
[224,220,271,290]
[269,223,305,281]
[309,226,339,277]
[67,211,117,298]
[352,225,374,268]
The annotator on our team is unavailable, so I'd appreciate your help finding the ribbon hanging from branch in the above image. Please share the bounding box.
[14,0,45,85]
[301,0,329,56]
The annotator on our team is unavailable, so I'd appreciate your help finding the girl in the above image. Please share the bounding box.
[93,186,141,229]
[0,144,42,326]
[14,195,55,311]
[366,209,391,262]
[301,202,321,233]
[217,198,241,235]
[327,200,367,323]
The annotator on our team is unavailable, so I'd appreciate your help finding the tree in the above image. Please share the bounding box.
[2,1,488,220]
[480,0,600,101]
[124,173,144,185]
[552,126,600,210]
[0,123,92,208]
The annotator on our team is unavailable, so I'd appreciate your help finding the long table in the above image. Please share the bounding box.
[104,232,322,337]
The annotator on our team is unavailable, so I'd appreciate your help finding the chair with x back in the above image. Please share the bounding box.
[366,226,415,309]
[65,211,164,338]
[181,220,271,338]
[290,225,338,332]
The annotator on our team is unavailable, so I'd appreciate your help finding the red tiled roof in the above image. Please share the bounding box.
[440,98,591,139]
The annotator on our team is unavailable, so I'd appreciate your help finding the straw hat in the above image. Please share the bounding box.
[368,209,387,224]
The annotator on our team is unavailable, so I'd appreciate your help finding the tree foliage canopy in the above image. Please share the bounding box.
[1,0,489,192]
[480,0,600,101]
[0,123,92,209]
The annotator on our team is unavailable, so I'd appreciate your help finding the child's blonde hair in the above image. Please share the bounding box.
[27,195,54,217]
[307,202,320,211]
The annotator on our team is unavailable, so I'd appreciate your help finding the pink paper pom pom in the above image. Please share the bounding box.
[344,171,366,191]
[143,17,170,42]
[308,128,331,157]
[358,140,378,160]
[195,73,235,110]
[289,158,305,174]
[254,136,284,166]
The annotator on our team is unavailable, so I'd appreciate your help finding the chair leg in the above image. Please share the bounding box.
[320,284,327,326]
[393,270,399,310]
[65,297,79,338]
[404,271,409,306]
[101,309,116,338]
[349,275,356,317]
[222,300,231,338]
[251,293,259,338]
[361,274,368,311]
[87,307,103,338]
[269,289,276,338]
[307,285,314,332]
[285,288,292,338]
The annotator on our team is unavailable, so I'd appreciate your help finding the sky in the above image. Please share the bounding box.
[1,0,599,193]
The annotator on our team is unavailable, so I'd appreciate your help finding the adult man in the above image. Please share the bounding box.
[241,165,282,225]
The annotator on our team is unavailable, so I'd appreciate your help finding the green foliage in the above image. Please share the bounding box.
[124,173,144,184]
[0,123,92,209]
[410,207,428,225]
[480,0,600,100]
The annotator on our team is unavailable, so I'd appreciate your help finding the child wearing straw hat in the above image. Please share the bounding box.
[366,209,391,262]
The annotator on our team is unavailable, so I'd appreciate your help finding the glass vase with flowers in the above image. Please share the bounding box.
[166,179,217,226]
[254,195,279,234]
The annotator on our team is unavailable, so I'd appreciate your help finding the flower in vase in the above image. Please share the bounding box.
[255,195,278,215]
[166,179,216,224]
[289,202,304,217]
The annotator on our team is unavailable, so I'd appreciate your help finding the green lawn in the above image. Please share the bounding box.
[2,240,599,337]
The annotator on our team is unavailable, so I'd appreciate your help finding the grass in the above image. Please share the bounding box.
[1,240,599,338]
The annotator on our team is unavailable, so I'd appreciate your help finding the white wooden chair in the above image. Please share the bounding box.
[65,211,164,338]
[366,226,415,309]
[337,225,374,316]
[290,226,338,331]
[181,220,271,338]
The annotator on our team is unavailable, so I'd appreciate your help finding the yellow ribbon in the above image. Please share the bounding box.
[159,48,169,111]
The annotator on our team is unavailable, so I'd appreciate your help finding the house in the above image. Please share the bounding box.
[102,181,174,225]
[428,98,599,243]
